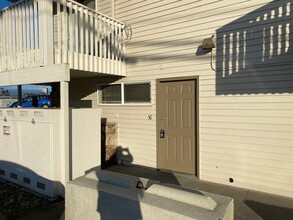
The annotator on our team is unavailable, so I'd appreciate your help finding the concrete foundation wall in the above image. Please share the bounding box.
[66,170,234,220]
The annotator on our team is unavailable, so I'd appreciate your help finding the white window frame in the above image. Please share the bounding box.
[97,81,152,106]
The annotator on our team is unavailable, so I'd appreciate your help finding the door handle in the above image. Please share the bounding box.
[160,129,165,138]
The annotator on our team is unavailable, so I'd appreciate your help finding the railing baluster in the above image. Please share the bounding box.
[18,3,25,69]
[9,8,13,70]
[84,8,89,71]
[6,9,10,70]
[13,5,17,70]
[106,18,111,73]
[112,21,116,75]
[15,5,19,68]
[94,13,98,72]
[122,25,126,76]
[26,1,30,67]
[1,11,4,71]
[4,10,6,71]
[56,0,61,64]
[74,3,79,69]
[19,3,23,69]
[110,19,114,75]
[34,0,39,66]
[5,9,8,70]
[90,11,94,72]
[29,0,34,67]
[68,1,73,69]
[9,7,13,70]
[6,9,9,70]
[118,23,122,75]
[12,6,15,69]
[62,0,68,64]
[2,10,5,71]
[4,10,7,71]
[25,0,31,68]
[37,0,42,65]
[98,15,102,73]
[103,17,107,74]
[80,6,84,70]
[40,0,53,65]
[8,8,12,70]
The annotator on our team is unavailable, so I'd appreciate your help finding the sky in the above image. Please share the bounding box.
[0,0,12,10]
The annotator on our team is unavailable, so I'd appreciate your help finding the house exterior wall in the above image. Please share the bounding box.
[69,78,99,108]
[73,0,293,197]
[96,0,114,17]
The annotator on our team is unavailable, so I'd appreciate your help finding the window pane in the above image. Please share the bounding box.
[124,83,151,103]
[99,84,121,104]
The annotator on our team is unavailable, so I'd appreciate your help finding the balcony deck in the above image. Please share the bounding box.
[0,0,126,77]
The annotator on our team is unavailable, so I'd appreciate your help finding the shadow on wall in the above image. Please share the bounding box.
[101,118,133,168]
[116,146,134,166]
[215,0,293,95]
[0,160,64,198]
[106,164,182,186]
[69,76,123,108]
[101,144,134,169]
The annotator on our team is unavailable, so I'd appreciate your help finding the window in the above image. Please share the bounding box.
[124,83,151,103]
[99,84,122,104]
[98,82,151,105]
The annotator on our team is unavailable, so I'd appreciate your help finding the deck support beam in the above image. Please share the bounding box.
[0,64,70,87]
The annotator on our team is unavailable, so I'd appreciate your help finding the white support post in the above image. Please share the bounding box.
[60,80,70,186]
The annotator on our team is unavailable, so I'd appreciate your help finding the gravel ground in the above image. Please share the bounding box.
[0,181,64,220]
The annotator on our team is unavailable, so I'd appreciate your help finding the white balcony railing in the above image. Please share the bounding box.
[0,0,126,76]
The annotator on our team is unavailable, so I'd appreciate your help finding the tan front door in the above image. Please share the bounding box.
[157,79,197,175]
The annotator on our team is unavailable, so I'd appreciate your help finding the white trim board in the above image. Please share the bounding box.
[0,64,70,86]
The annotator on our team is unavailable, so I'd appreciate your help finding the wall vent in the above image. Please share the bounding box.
[37,182,46,190]
[34,111,43,117]
[20,111,29,117]
[23,177,31,185]
[0,169,5,176]
[7,111,14,116]
[10,173,17,179]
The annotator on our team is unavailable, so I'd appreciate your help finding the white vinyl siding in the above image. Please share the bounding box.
[100,105,157,167]
[96,0,113,17]
[90,0,293,197]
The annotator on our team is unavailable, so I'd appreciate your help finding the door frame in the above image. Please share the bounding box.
[156,76,199,177]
